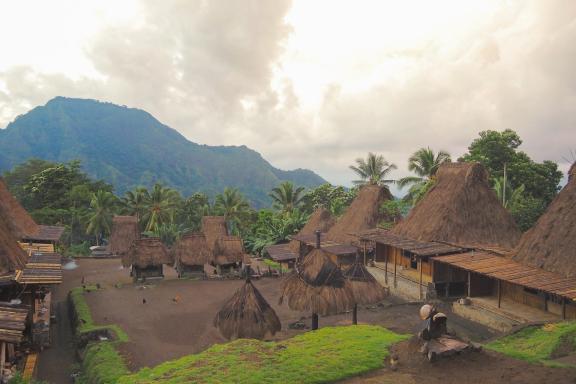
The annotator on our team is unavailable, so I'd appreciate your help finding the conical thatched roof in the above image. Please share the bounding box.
[280,248,355,315]
[343,260,387,305]
[325,185,393,245]
[214,236,245,265]
[126,238,171,268]
[0,178,39,239]
[202,216,228,252]
[172,233,211,267]
[512,163,576,277]
[214,278,281,340]
[392,162,521,249]
[288,208,336,253]
[110,216,140,266]
[0,214,28,275]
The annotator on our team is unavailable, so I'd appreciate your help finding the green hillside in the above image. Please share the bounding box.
[0,97,325,206]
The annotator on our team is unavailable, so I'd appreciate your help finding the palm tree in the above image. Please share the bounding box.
[269,182,305,213]
[494,177,525,209]
[86,190,117,245]
[398,148,451,202]
[349,153,397,187]
[214,187,251,233]
[123,187,148,222]
[141,183,180,232]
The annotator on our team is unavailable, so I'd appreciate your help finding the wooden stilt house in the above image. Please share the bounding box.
[171,233,211,278]
[201,216,246,275]
[126,238,171,282]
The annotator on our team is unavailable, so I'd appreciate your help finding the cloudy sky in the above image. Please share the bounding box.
[0,0,574,190]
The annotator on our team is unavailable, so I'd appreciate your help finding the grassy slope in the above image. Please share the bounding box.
[118,325,409,384]
[486,321,576,366]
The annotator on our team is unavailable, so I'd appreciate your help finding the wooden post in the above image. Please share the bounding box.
[497,280,502,308]
[562,298,566,320]
[0,342,5,382]
[363,243,367,265]
[384,248,388,285]
[352,304,358,325]
[312,313,319,330]
[467,271,471,298]
[419,259,423,300]
[393,251,397,288]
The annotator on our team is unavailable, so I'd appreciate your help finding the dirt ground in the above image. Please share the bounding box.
[37,258,576,383]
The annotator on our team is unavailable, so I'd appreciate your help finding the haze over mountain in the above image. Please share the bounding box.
[0,97,325,206]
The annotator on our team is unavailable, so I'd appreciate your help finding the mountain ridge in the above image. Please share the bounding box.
[0,97,325,206]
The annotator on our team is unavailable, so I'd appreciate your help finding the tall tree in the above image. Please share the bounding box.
[142,183,180,232]
[269,182,305,213]
[349,153,397,187]
[214,187,251,233]
[86,190,118,245]
[123,187,148,222]
[398,147,451,203]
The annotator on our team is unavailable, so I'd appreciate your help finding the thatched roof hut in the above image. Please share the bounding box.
[172,233,212,267]
[214,236,246,265]
[214,278,281,340]
[126,238,171,268]
[0,214,28,276]
[280,247,355,315]
[325,185,393,245]
[512,163,576,277]
[0,177,39,239]
[392,162,521,249]
[202,216,228,252]
[110,216,140,267]
[343,261,388,305]
[288,208,335,254]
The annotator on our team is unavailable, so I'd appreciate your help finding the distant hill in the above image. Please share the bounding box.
[0,97,326,207]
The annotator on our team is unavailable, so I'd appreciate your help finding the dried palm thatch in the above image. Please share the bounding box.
[110,216,140,267]
[325,185,393,246]
[202,216,228,252]
[288,208,336,254]
[214,278,281,340]
[0,214,28,275]
[280,248,355,315]
[214,236,245,265]
[172,233,211,267]
[0,177,39,239]
[343,261,388,305]
[392,162,521,249]
[512,163,576,277]
[126,238,171,268]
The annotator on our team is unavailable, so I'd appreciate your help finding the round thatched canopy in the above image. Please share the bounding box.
[214,279,281,340]
[280,248,355,316]
[343,261,387,305]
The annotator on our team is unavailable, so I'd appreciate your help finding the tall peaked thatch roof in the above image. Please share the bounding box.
[110,216,140,266]
[0,178,39,239]
[214,278,281,340]
[214,236,245,265]
[512,163,576,277]
[126,238,171,268]
[325,184,392,245]
[202,216,228,252]
[343,260,387,305]
[172,233,212,267]
[392,162,521,249]
[289,208,336,253]
[0,215,28,275]
[280,248,354,315]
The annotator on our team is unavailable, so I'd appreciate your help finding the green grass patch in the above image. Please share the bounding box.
[118,325,409,384]
[78,342,130,384]
[486,321,576,365]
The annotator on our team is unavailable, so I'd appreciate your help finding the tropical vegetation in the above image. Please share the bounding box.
[349,152,397,188]
[398,147,451,204]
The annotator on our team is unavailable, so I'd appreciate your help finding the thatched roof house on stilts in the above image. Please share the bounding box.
[126,238,171,282]
[280,232,354,330]
[357,162,522,302]
[214,272,281,340]
[201,216,245,275]
[265,207,336,269]
[110,216,140,268]
[171,233,211,278]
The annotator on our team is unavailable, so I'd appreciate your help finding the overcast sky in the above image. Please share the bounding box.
[0,0,574,190]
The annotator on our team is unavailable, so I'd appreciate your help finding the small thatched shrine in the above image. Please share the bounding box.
[213,236,246,271]
[110,216,140,267]
[343,259,388,324]
[280,233,354,329]
[126,238,171,282]
[171,233,211,278]
[214,274,281,340]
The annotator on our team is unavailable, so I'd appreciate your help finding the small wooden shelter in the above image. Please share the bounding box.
[126,238,171,282]
[201,216,246,274]
[214,274,281,340]
[343,259,388,324]
[171,233,211,278]
[280,233,354,329]
[110,216,140,267]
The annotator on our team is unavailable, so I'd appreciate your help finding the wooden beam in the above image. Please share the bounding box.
[384,246,388,285]
[394,250,397,288]
[562,298,566,320]
[419,259,423,300]
[467,271,471,298]
[497,279,502,308]
[363,243,367,265]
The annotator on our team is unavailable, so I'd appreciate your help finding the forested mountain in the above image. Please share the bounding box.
[0,97,325,206]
